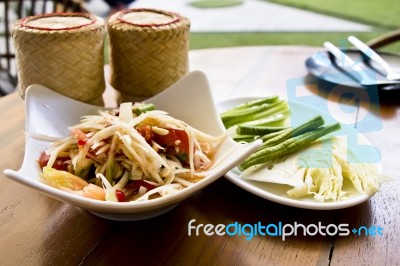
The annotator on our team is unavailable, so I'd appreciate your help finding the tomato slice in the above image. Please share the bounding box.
[153,128,189,154]
[136,125,190,163]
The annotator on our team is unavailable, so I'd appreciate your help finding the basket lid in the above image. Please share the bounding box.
[116,8,184,28]
[20,13,98,31]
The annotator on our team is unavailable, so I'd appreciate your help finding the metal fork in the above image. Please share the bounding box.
[348,36,400,81]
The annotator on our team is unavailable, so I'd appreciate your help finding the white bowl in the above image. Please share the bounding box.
[4,71,261,221]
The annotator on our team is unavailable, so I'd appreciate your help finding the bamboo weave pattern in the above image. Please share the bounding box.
[107,8,190,103]
[12,13,106,105]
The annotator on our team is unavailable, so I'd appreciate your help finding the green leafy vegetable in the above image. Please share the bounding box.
[241,137,389,202]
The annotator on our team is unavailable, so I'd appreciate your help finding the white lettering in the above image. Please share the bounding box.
[338,224,350,236]
[215,224,226,236]
[306,224,318,236]
[204,224,214,236]
[188,219,197,236]
[281,224,294,241]
[326,224,338,236]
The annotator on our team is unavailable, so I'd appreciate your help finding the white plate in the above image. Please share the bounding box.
[3,71,262,221]
[217,97,382,210]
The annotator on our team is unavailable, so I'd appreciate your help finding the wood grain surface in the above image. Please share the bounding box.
[0,46,398,265]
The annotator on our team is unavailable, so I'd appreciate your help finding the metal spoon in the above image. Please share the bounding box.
[348,36,400,81]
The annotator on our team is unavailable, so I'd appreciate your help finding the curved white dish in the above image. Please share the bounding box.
[217,97,382,210]
[3,71,262,221]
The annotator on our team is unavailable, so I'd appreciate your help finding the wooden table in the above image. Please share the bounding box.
[0,46,399,265]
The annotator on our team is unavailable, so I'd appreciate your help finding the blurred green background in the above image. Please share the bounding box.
[189,0,400,53]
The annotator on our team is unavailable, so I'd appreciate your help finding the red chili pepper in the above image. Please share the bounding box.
[115,190,126,202]
[71,128,88,146]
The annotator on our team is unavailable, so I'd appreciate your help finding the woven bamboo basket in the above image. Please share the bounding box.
[107,8,190,103]
[12,13,105,105]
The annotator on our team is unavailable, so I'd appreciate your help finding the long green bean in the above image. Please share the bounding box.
[237,125,288,135]
[238,123,341,171]
[260,115,325,148]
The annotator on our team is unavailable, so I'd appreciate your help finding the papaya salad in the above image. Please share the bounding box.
[38,102,225,202]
